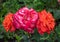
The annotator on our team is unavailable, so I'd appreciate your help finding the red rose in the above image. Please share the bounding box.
[36,10,55,35]
[13,7,38,33]
[2,12,15,32]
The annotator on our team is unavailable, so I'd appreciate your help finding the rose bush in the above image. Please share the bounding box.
[0,0,60,42]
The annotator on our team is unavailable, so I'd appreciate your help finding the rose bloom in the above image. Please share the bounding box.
[58,0,60,4]
[36,10,55,35]
[58,0,60,3]
[13,7,38,33]
[2,12,15,32]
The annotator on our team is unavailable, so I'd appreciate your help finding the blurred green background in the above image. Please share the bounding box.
[0,0,60,42]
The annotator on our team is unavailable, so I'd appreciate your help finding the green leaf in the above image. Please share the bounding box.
[15,34,23,42]
[55,24,60,36]
[53,10,60,19]
[0,35,4,39]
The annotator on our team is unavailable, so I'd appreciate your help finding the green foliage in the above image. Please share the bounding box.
[0,0,60,42]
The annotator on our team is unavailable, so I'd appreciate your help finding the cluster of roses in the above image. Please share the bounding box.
[3,7,55,35]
